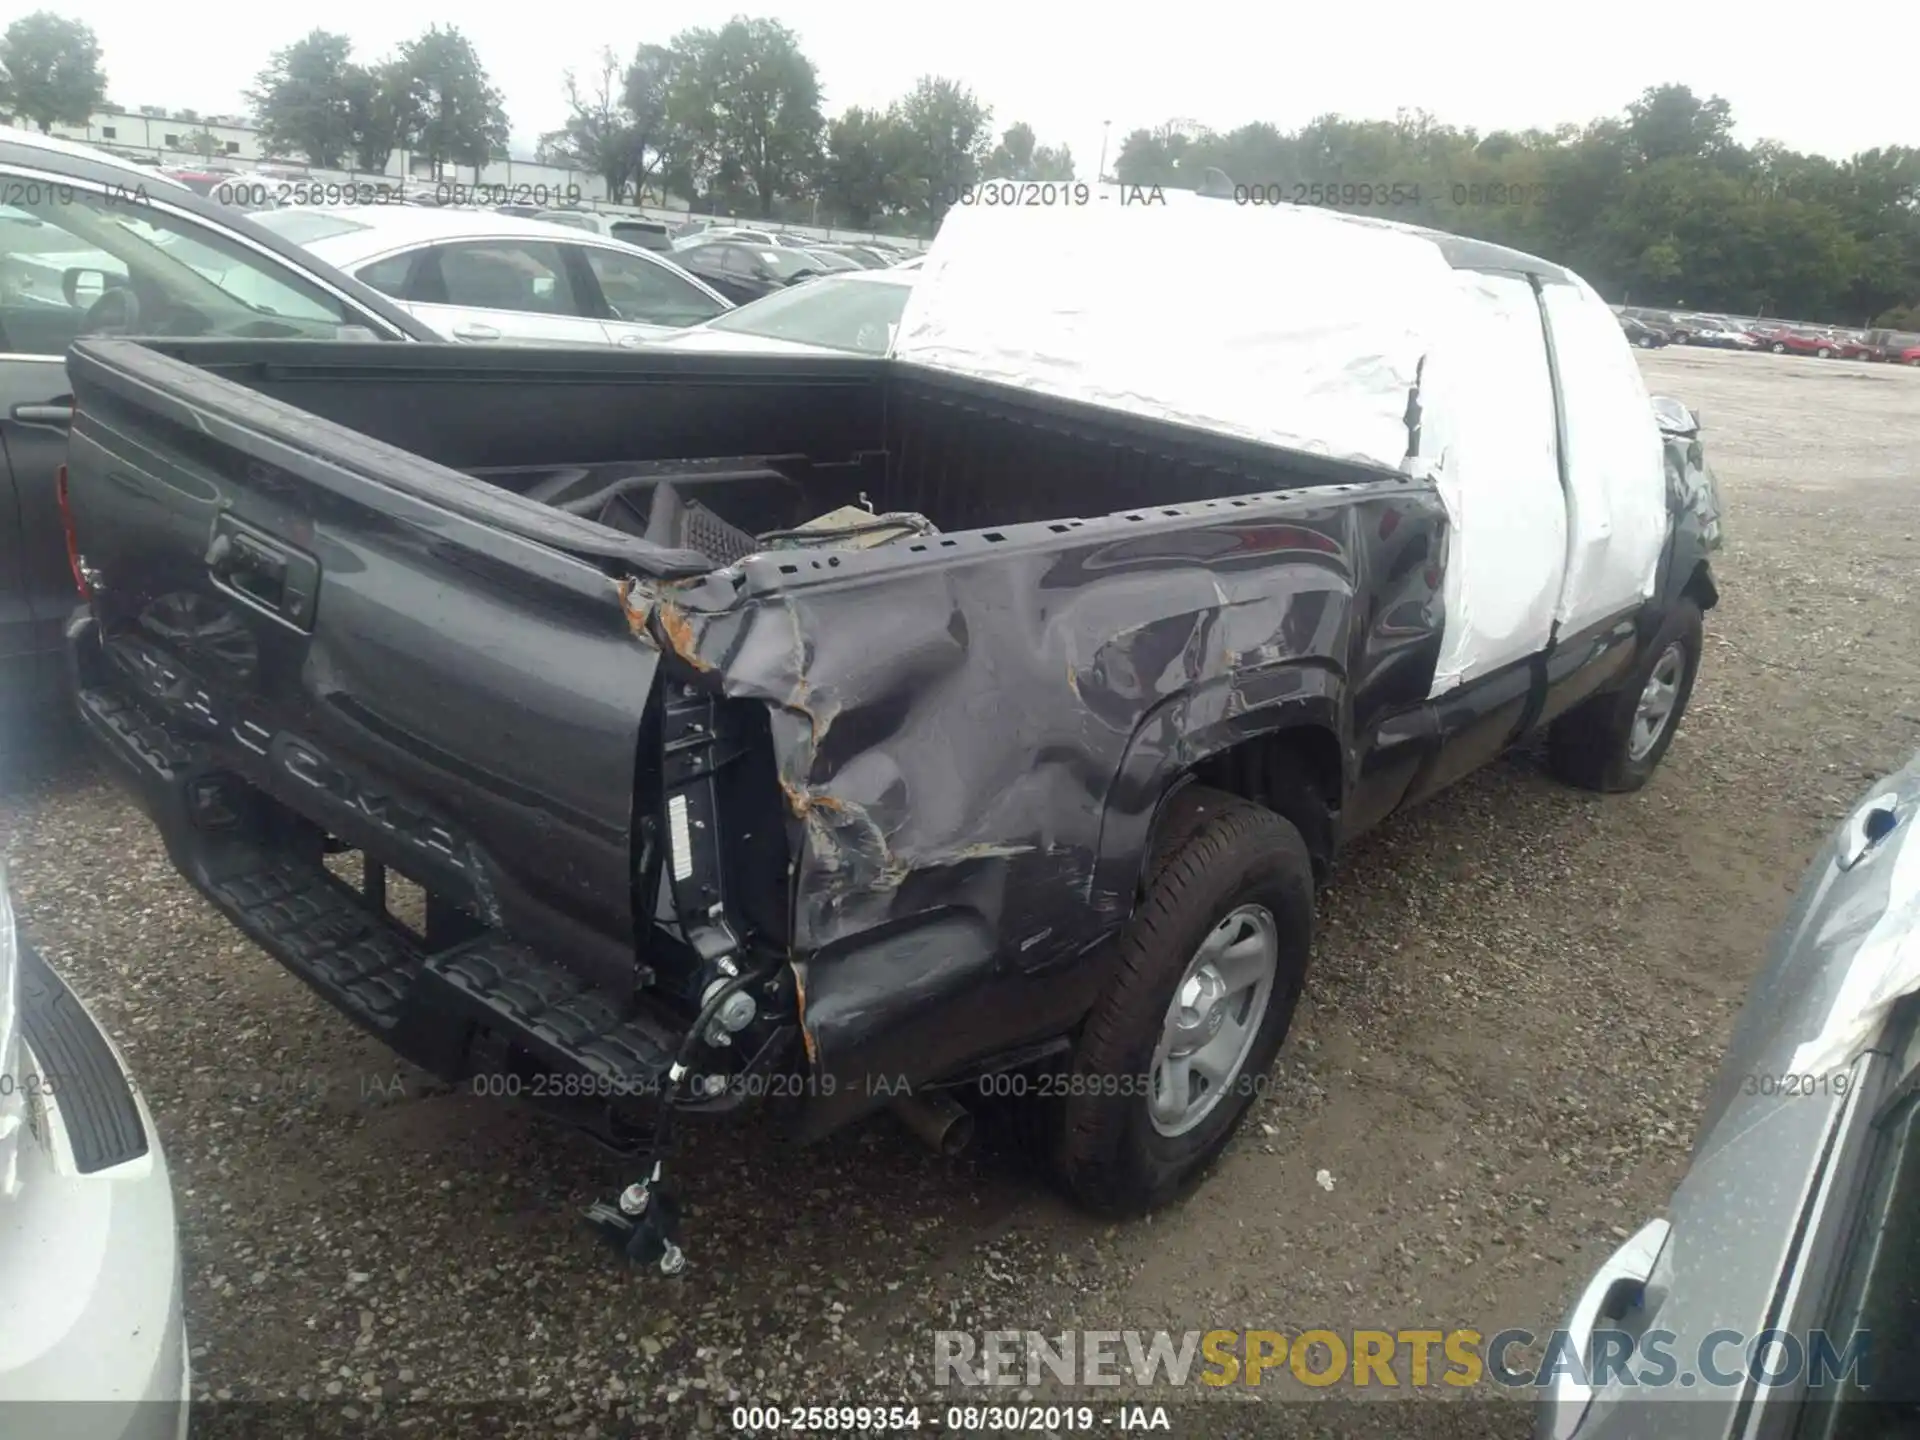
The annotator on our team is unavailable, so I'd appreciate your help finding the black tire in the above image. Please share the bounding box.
[1771,341,1787,354]
[1050,787,1313,1215]
[1547,598,1703,793]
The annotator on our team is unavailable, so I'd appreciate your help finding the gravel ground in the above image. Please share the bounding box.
[2,347,1917,1439]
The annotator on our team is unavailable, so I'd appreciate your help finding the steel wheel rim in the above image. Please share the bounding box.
[1628,642,1687,761]
[1148,904,1278,1137]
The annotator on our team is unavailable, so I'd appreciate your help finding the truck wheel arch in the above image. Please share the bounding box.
[1683,560,1719,612]
[1105,714,1346,924]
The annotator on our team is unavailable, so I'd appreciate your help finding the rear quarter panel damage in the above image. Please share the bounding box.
[620,481,1447,1102]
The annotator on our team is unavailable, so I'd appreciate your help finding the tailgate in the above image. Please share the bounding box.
[62,338,660,997]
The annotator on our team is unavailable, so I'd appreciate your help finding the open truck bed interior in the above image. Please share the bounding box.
[115,338,1409,574]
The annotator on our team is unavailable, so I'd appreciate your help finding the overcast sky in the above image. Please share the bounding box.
[71,0,1919,175]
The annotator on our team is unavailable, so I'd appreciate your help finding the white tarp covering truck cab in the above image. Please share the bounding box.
[893,195,1669,699]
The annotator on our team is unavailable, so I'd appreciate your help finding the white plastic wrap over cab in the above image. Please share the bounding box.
[1537,276,1669,635]
[892,198,1668,698]
[892,196,1462,472]
[1417,270,1568,693]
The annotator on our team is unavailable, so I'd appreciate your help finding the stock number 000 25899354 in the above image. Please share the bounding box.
[731,1405,1110,1432]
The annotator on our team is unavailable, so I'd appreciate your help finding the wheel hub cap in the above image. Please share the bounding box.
[1149,904,1279,1137]
[1628,642,1687,762]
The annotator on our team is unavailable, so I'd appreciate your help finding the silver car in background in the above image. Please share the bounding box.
[0,864,188,1439]
[255,205,732,348]
[1539,752,1920,1438]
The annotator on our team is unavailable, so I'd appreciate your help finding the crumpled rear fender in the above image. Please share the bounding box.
[617,479,1447,1105]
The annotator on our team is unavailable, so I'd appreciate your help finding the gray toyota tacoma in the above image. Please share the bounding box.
[57,194,1721,1268]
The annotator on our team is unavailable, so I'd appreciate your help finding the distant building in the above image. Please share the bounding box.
[43,104,608,197]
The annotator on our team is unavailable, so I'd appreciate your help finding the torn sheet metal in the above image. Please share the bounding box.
[1789,782,1920,1076]
[621,483,1449,962]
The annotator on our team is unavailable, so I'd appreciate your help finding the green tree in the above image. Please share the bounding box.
[894,76,992,224]
[663,19,822,218]
[179,127,221,161]
[538,47,637,199]
[1113,123,1205,188]
[1625,84,1737,166]
[821,105,913,227]
[984,122,1075,181]
[396,25,508,179]
[343,59,414,174]
[249,29,357,168]
[0,13,107,133]
[622,43,680,201]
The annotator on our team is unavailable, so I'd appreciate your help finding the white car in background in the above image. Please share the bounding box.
[671,225,780,251]
[646,268,914,356]
[255,205,733,348]
[0,864,188,1440]
[530,209,674,254]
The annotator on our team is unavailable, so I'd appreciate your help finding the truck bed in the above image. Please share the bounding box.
[110,338,1400,567]
[61,336,1447,1141]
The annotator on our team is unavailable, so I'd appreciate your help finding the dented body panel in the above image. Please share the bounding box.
[59,336,1715,1148]
[626,481,1446,1131]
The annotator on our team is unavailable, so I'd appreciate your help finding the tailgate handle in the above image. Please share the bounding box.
[206,519,319,629]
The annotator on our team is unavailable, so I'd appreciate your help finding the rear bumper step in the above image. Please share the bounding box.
[74,677,681,1126]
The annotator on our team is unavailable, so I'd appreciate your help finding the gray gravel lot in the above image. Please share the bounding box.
[2,347,1917,1438]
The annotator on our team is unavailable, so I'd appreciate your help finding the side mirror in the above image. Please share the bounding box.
[1650,395,1701,436]
[62,266,114,308]
[1194,166,1237,200]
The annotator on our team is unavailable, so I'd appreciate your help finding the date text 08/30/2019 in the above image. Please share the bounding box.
[931,179,1560,209]
[730,1404,1174,1432]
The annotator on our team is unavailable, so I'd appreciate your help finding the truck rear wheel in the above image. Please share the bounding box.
[1547,598,1703,793]
[1051,787,1313,1214]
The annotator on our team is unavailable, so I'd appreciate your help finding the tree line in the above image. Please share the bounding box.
[248,27,508,180]
[253,22,1072,234]
[1112,90,1920,328]
[4,11,1915,325]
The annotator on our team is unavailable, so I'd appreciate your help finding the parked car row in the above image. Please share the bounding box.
[1617,306,1920,363]
[1,128,928,714]
[1618,315,1670,348]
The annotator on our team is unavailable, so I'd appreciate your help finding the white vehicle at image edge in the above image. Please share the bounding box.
[0,864,188,1440]
[255,205,734,348]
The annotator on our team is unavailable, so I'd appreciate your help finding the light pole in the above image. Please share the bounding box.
[1097,120,1111,184]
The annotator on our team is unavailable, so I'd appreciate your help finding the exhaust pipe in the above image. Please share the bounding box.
[892,1089,975,1157]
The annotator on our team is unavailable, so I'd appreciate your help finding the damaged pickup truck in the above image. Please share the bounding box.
[59,195,1720,1269]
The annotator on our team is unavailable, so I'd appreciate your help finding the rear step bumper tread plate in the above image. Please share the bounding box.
[75,682,677,1097]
